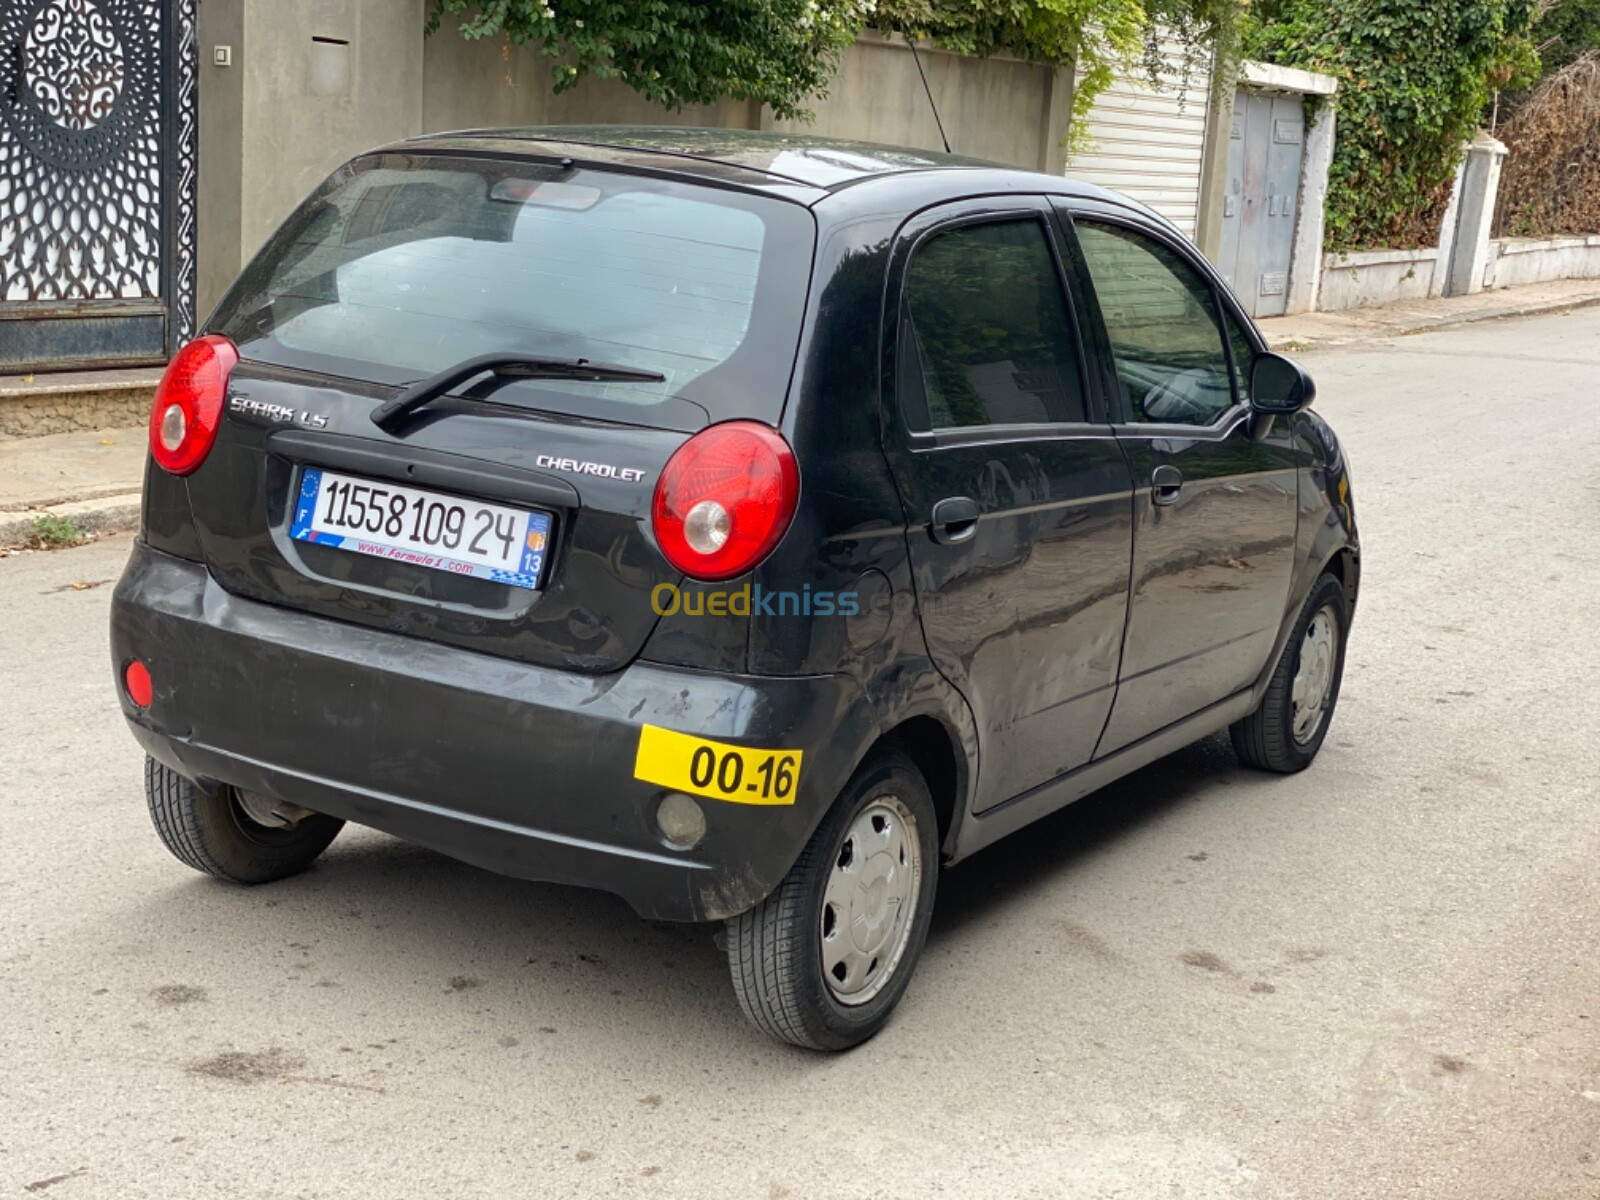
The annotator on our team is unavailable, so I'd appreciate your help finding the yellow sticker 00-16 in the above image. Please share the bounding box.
[633,725,802,806]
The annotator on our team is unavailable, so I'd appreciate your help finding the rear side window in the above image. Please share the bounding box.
[900,218,1087,429]
[210,155,817,429]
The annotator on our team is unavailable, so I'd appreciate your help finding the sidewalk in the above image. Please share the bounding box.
[4,276,1600,549]
[0,427,145,550]
[1257,276,1600,351]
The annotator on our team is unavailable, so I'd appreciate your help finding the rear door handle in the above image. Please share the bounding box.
[1151,465,1183,506]
[929,496,980,545]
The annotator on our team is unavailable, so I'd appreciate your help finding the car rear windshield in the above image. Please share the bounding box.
[209,153,817,429]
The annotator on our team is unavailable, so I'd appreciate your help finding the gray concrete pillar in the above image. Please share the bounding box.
[1444,131,1508,297]
[1036,65,1074,176]
[1194,56,1239,263]
[1285,99,1335,315]
[1429,153,1469,298]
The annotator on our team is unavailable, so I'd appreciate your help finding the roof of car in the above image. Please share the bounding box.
[398,125,995,191]
[388,125,1168,231]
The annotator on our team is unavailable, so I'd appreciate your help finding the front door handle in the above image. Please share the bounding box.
[929,496,980,545]
[1151,465,1183,506]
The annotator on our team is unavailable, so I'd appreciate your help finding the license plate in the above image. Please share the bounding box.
[633,724,803,806]
[289,467,551,590]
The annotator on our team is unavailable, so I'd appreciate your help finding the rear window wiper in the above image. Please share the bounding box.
[370,352,666,432]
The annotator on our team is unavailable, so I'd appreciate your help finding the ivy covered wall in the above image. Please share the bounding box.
[1249,0,1537,250]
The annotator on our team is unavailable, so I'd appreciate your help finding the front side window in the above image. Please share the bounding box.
[1221,305,1259,403]
[1075,221,1234,426]
[899,218,1087,430]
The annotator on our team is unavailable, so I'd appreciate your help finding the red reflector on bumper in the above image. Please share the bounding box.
[124,660,153,708]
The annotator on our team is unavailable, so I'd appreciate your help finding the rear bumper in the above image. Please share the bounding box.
[110,541,858,921]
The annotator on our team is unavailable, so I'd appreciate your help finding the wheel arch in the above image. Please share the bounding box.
[874,713,967,857]
[1323,544,1360,611]
[1254,531,1358,708]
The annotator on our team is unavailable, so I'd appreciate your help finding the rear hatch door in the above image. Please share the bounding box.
[187,151,815,673]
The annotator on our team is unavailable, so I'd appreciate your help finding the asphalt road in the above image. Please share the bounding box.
[3,309,1598,1200]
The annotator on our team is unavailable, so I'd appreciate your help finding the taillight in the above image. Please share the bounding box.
[651,421,799,582]
[149,335,238,476]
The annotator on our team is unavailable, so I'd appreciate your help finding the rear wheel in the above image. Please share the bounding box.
[726,750,938,1051]
[144,756,344,884]
[1230,572,1350,773]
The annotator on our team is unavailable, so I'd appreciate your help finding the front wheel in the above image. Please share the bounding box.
[726,750,939,1051]
[1230,572,1351,773]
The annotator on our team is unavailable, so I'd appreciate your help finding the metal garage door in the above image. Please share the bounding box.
[1066,35,1213,239]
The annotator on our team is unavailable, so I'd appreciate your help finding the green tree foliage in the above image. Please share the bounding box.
[1249,0,1537,250]
[1532,0,1600,73]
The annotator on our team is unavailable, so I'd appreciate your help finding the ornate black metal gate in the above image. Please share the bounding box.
[0,0,196,372]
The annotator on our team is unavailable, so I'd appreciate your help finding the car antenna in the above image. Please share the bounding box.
[905,36,952,155]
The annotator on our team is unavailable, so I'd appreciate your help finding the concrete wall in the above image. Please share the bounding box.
[239,0,425,258]
[199,0,426,317]
[1482,236,1600,289]
[1318,247,1440,311]
[420,19,754,133]
[1321,233,1600,310]
[768,32,1070,171]
[1316,133,1530,311]
[420,24,1066,168]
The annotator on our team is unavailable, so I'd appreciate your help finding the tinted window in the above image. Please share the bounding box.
[209,155,816,430]
[901,218,1087,429]
[1221,305,1258,403]
[1075,221,1234,426]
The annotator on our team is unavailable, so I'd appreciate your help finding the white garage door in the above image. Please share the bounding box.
[1067,35,1213,239]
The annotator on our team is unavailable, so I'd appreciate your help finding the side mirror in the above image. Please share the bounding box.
[1250,352,1316,415]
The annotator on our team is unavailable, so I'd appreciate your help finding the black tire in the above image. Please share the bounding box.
[144,756,344,884]
[726,749,939,1051]
[1231,572,1350,773]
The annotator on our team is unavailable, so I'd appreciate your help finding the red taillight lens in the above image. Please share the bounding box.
[651,421,799,582]
[149,335,238,476]
[124,660,153,709]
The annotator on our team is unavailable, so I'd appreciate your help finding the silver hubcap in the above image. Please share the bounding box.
[820,796,921,1006]
[1291,606,1338,743]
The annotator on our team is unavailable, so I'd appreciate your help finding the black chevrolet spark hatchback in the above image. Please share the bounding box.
[112,128,1359,1050]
